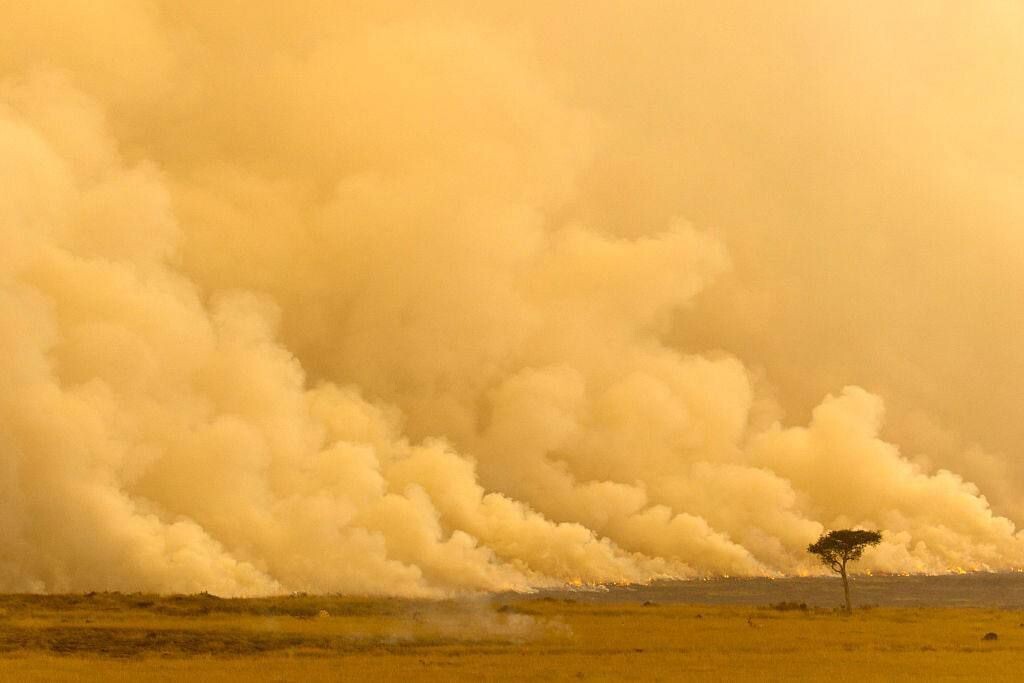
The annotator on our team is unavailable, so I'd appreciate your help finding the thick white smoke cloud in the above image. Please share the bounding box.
[1,2,1022,595]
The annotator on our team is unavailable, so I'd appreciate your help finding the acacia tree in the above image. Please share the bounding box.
[807,529,882,614]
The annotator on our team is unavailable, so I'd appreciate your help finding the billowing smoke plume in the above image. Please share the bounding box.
[1,2,1022,595]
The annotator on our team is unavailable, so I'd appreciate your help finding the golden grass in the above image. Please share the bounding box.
[0,593,1020,681]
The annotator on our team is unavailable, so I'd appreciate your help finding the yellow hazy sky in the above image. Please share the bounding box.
[1,1,1023,594]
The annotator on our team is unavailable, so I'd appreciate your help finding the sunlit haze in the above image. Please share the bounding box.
[2,1,1023,596]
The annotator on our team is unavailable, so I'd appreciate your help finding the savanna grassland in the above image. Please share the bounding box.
[0,592,1020,681]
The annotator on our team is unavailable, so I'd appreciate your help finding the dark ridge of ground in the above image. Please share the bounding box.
[0,623,512,659]
[0,625,335,658]
[1,572,1022,619]
[528,572,1024,608]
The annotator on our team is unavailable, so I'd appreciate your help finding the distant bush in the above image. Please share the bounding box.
[764,601,809,612]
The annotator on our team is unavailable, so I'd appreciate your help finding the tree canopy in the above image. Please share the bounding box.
[807,529,882,574]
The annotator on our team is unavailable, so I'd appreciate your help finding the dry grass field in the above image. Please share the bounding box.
[0,593,1020,681]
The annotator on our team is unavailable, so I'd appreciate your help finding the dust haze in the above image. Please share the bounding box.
[1,1,1023,595]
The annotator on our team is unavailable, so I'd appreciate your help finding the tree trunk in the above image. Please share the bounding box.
[841,566,852,614]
